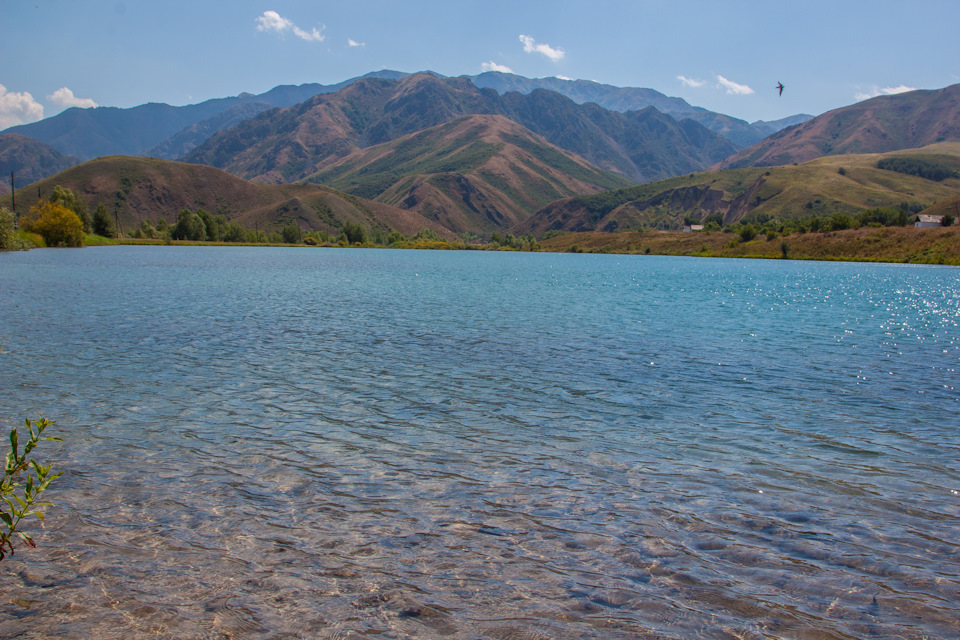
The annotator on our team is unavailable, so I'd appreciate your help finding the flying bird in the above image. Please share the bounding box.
[776,81,784,96]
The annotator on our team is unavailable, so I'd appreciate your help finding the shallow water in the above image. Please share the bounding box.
[1,246,958,639]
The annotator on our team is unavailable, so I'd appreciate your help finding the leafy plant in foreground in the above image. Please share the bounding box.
[1,418,62,561]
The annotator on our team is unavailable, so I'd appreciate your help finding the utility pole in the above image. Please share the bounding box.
[10,171,14,218]
[114,205,122,238]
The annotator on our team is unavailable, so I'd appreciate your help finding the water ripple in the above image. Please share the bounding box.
[1,247,958,638]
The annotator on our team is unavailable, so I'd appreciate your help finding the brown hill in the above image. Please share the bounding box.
[305,114,633,233]
[0,156,453,239]
[718,84,960,169]
[183,73,735,185]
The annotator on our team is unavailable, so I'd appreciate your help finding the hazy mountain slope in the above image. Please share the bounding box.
[306,114,633,233]
[718,84,960,169]
[183,75,500,183]
[467,71,812,147]
[0,71,413,161]
[518,142,960,234]
[495,89,737,181]
[0,133,80,195]
[144,102,276,160]
[185,73,736,185]
[0,156,452,238]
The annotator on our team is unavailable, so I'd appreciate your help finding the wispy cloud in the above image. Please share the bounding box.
[519,35,565,62]
[256,10,324,42]
[0,84,44,128]
[347,39,365,47]
[47,87,98,109]
[855,84,917,101]
[677,75,705,88]
[717,75,754,95]
[481,61,513,73]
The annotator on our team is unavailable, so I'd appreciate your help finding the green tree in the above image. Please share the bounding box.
[172,209,206,241]
[221,220,248,243]
[50,186,90,233]
[339,221,367,245]
[196,208,216,242]
[91,203,114,237]
[281,222,302,244]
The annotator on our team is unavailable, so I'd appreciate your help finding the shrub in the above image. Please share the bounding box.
[22,202,84,247]
[92,203,114,237]
[1,418,62,561]
[0,208,27,251]
[739,224,757,242]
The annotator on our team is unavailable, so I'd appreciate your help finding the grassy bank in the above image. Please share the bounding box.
[538,226,960,265]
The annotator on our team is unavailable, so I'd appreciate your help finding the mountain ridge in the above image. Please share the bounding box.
[183,73,738,185]
[718,84,960,169]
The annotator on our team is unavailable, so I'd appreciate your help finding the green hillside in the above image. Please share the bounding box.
[518,143,960,235]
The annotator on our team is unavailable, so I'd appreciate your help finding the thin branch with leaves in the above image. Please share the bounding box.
[1,417,62,561]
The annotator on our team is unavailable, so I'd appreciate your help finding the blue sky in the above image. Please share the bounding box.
[2,0,958,130]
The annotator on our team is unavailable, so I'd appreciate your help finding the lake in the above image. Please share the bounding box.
[1,246,958,639]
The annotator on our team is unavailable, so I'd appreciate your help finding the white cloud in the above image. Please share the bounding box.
[717,75,754,95]
[0,84,44,129]
[855,84,917,101]
[481,61,513,73]
[519,34,565,62]
[556,75,573,81]
[47,87,98,109]
[256,10,324,42]
[677,75,705,88]
[256,10,292,33]
[348,39,365,47]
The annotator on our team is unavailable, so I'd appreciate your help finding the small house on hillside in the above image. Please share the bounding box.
[683,225,705,233]
[915,214,944,228]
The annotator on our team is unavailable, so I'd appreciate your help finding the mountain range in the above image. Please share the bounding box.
[2,70,801,175]
[2,71,959,241]
[718,84,960,169]
[183,73,737,185]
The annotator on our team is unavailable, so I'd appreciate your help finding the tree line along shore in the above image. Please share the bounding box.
[2,185,958,265]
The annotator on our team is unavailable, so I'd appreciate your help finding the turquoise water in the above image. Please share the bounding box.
[1,246,958,639]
